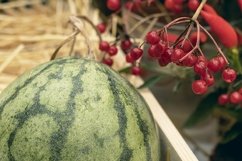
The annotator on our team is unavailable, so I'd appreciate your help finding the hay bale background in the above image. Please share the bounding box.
[0,0,120,92]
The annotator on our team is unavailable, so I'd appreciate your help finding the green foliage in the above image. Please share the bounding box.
[184,90,222,128]
[138,75,164,89]
[222,122,242,144]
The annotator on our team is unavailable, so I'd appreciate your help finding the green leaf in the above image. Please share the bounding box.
[172,81,182,93]
[219,108,242,122]
[184,91,221,128]
[138,75,163,89]
[222,123,242,144]
[118,66,132,73]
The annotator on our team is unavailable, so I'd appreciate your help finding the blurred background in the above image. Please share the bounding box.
[0,0,241,161]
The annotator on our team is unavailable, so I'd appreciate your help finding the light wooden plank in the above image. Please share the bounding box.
[140,87,199,161]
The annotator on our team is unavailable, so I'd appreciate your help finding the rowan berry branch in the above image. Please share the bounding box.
[192,0,207,21]
[199,24,229,64]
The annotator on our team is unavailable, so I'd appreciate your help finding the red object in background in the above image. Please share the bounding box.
[164,0,174,10]
[201,11,238,48]
[132,66,142,75]
[238,0,242,11]
[96,23,106,33]
[218,94,229,105]
[173,0,184,4]
[121,39,132,51]
[188,0,199,11]
[147,0,155,5]
[222,68,237,83]
[192,80,208,95]
[202,4,218,15]
[164,32,178,42]
[99,41,110,52]
[108,45,118,56]
[164,0,183,14]
[125,53,135,63]
[237,31,242,45]
[190,31,208,45]
[230,92,242,104]
[103,57,113,66]
[107,0,121,11]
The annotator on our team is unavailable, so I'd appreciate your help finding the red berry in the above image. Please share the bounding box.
[218,94,229,105]
[158,57,170,66]
[162,48,173,58]
[158,48,172,66]
[173,4,183,14]
[148,43,164,58]
[230,91,242,104]
[146,31,160,45]
[207,57,221,73]
[125,53,134,63]
[132,66,142,75]
[173,0,184,4]
[125,2,138,11]
[171,48,185,63]
[180,40,192,52]
[192,80,208,95]
[96,23,106,33]
[121,39,132,51]
[133,0,142,9]
[197,56,207,63]
[188,0,199,11]
[164,0,175,10]
[108,45,118,56]
[107,0,121,11]
[238,88,242,94]
[222,68,237,83]
[130,48,143,60]
[217,56,226,70]
[201,72,215,86]
[182,54,197,67]
[103,57,113,66]
[99,41,109,52]
[99,41,110,52]
[165,0,183,13]
[194,61,207,76]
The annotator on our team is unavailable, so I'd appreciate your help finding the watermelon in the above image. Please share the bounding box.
[0,57,160,161]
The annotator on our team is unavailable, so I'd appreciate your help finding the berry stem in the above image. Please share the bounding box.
[172,22,191,47]
[69,16,91,57]
[181,22,194,47]
[199,24,229,64]
[165,17,190,28]
[75,15,102,42]
[50,30,80,60]
[192,0,207,21]
[127,13,168,35]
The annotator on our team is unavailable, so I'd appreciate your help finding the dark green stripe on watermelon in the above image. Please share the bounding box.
[49,61,86,161]
[7,63,67,161]
[103,68,133,161]
[133,108,152,161]
[0,58,70,118]
[102,67,152,161]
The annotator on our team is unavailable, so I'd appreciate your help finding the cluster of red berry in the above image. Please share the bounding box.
[145,30,238,95]
[218,88,242,106]
[99,41,118,66]
[165,0,200,13]
[133,29,238,95]
[97,21,238,95]
[96,0,240,96]
[97,22,142,75]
